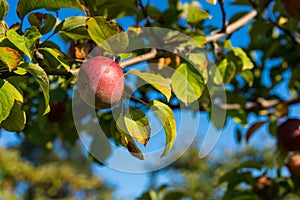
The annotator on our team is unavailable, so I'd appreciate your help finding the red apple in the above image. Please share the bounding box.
[77,56,124,109]
[253,175,277,199]
[47,102,66,122]
[277,118,300,151]
[286,154,300,181]
[283,0,300,20]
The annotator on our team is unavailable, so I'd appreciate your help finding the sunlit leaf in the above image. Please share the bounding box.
[116,114,145,160]
[0,101,26,132]
[224,40,254,71]
[54,16,90,40]
[86,16,128,54]
[0,79,23,123]
[19,63,50,115]
[206,0,217,5]
[130,69,172,102]
[214,58,236,85]
[149,100,176,157]
[0,21,7,37]
[38,47,70,70]
[0,0,8,20]
[124,108,151,146]
[17,0,85,20]
[0,47,22,71]
[187,9,212,25]
[171,63,205,105]
[240,70,254,87]
[6,27,42,60]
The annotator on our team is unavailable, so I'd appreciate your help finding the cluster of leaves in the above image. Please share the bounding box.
[140,147,300,200]
[0,145,112,199]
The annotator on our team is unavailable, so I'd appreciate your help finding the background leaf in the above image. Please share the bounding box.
[187,9,211,25]
[245,121,267,143]
[224,40,254,71]
[149,100,176,157]
[17,0,85,20]
[19,63,50,115]
[130,69,172,102]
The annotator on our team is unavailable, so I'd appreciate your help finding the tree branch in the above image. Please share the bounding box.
[219,97,300,112]
[268,18,300,45]
[206,0,272,43]
[119,48,157,68]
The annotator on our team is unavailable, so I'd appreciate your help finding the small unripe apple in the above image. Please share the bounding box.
[283,0,300,20]
[286,154,300,181]
[77,56,124,109]
[277,118,300,151]
[47,102,66,122]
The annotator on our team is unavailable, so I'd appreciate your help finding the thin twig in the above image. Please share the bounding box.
[138,0,151,26]
[219,0,227,32]
[268,18,300,45]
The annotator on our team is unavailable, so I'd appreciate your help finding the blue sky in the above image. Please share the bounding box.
[2,0,299,199]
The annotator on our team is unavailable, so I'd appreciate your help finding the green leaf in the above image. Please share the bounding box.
[164,191,185,200]
[28,13,56,35]
[188,53,208,69]
[6,27,42,60]
[240,70,254,87]
[19,63,50,115]
[0,79,23,123]
[54,16,90,40]
[130,69,172,102]
[17,0,85,20]
[0,101,26,132]
[214,58,236,85]
[124,108,151,146]
[0,0,8,20]
[187,9,212,25]
[227,109,247,126]
[0,47,22,71]
[38,47,70,70]
[171,63,205,105]
[245,121,267,143]
[149,100,176,157]
[206,0,217,5]
[86,16,128,54]
[224,40,254,71]
[116,114,145,160]
[0,21,7,37]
